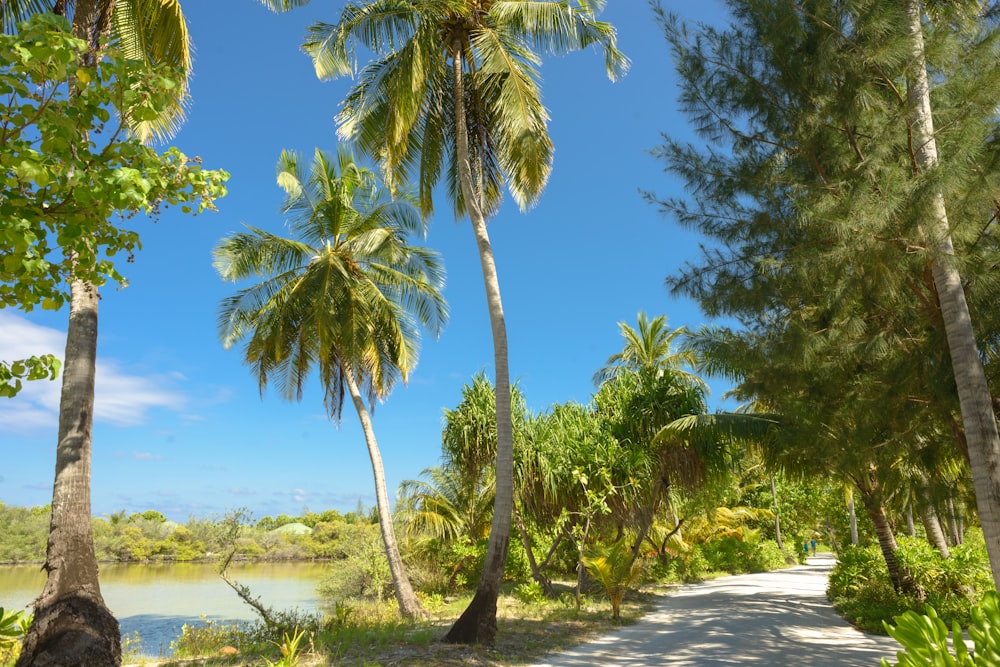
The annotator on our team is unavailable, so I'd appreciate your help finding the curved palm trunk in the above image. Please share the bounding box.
[905,0,1000,589]
[17,280,120,667]
[857,480,922,598]
[445,45,514,646]
[917,476,950,558]
[342,365,425,619]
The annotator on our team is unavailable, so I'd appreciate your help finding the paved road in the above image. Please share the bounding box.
[531,554,902,666]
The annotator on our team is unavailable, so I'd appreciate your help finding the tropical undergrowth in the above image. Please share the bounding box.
[828,531,994,634]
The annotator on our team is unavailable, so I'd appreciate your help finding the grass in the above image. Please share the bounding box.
[124,583,665,667]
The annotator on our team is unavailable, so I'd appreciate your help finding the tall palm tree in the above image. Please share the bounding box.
[214,147,447,619]
[3,3,195,664]
[296,1,628,642]
[593,312,702,387]
[903,0,1000,589]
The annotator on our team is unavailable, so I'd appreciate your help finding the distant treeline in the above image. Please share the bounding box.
[0,502,378,564]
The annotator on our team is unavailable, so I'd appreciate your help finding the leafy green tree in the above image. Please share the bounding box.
[283,0,628,645]
[215,147,447,619]
[0,9,226,664]
[652,0,1000,587]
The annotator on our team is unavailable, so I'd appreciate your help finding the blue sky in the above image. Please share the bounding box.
[2,0,730,522]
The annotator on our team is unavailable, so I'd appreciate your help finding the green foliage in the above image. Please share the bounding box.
[669,545,710,584]
[829,536,995,634]
[513,581,547,605]
[0,13,228,397]
[0,607,29,647]
[582,541,645,620]
[264,626,309,667]
[0,607,30,666]
[0,503,48,562]
[317,523,393,602]
[700,536,787,575]
[828,544,892,601]
[881,591,1000,666]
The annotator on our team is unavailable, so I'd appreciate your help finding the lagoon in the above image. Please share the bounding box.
[0,561,329,657]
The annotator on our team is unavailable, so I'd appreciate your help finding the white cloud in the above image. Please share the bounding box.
[0,313,189,433]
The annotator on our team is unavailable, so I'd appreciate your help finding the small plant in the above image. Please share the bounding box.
[513,581,547,604]
[881,590,1000,665]
[265,626,308,667]
[582,541,644,620]
[120,631,144,664]
[0,607,29,666]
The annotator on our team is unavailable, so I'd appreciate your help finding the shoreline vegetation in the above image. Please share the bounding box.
[3,499,995,666]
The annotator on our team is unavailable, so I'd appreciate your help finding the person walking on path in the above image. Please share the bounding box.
[530,554,900,667]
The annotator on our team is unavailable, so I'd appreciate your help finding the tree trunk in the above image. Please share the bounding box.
[918,477,950,558]
[445,45,513,646]
[769,474,789,559]
[514,506,553,597]
[920,505,951,559]
[342,366,425,620]
[905,501,916,537]
[847,491,859,546]
[946,497,960,546]
[858,482,922,598]
[905,0,1000,589]
[17,280,121,667]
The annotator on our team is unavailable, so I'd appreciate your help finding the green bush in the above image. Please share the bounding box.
[701,536,787,575]
[671,545,709,583]
[827,544,887,600]
[513,580,547,604]
[881,590,1000,666]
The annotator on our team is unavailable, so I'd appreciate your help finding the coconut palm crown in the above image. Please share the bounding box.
[304,0,630,218]
[215,147,447,419]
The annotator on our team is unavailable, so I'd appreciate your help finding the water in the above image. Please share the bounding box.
[0,561,329,657]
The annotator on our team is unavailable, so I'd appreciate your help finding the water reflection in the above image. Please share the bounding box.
[0,561,328,657]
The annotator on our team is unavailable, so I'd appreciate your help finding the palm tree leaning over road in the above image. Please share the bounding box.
[3,2,194,664]
[214,147,447,619]
[298,0,628,643]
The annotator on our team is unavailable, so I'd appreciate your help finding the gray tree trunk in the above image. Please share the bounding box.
[17,280,120,667]
[848,493,859,546]
[343,366,425,619]
[445,44,514,646]
[905,0,1000,589]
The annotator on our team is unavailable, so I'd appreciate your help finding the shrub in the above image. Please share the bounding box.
[513,581,547,604]
[827,544,886,600]
[881,590,1000,666]
[701,536,786,574]
[671,545,709,583]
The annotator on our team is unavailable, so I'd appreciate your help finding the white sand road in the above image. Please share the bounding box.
[530,554,903,667]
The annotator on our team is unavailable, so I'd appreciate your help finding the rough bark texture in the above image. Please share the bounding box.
[918,478,950,558]
[444,44,514,646]
[905,0,1000,589]
[17,280,121,667]
[859,483,922,598]
[343,367,425,619]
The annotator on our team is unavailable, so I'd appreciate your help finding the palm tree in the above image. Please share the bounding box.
[903,0,1000,589]
[3,3,195,664]
[214,147,447,619]
[295,0,628,644]
[593,312,703,387]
